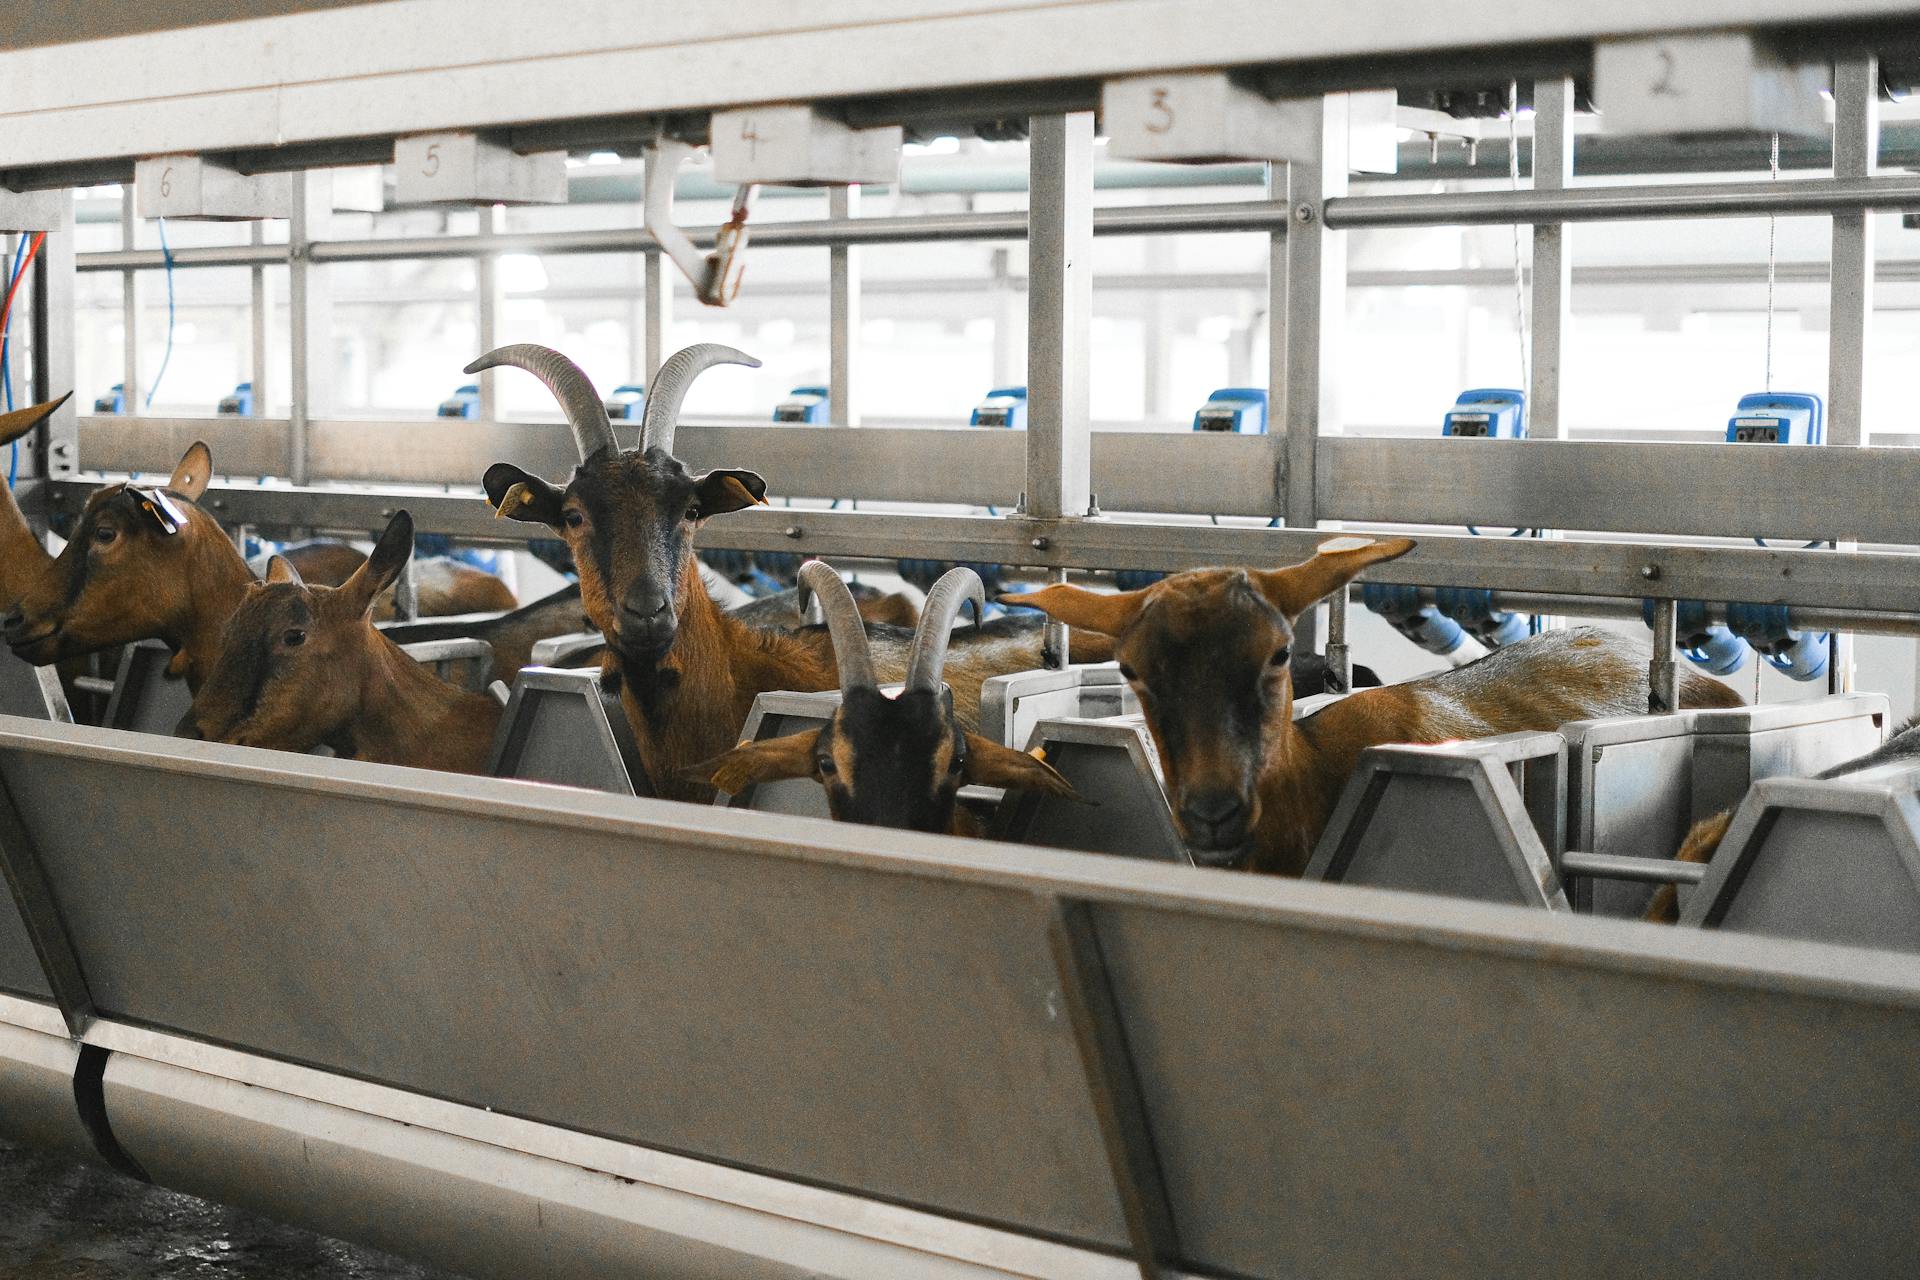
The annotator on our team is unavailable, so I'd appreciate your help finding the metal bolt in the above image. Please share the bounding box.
[380,508,396,519]
[1640,564,1660,581]
[1294,202,1317,224]
[784,525,803,539]
[1031,536,1050,551]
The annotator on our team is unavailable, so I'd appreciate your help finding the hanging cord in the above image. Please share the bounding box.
[144,218,176,409]
[0,233,48,490]
[1764,132,1779,392]
[1508,80,1529,391]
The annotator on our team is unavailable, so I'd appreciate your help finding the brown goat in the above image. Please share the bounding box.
[185,511,501,772]
[1007,536,1744,874]
[476,342,1109,802]
[0,395,66,607]
[4,440,249,690]
[277,541,518,618]
[691,563,1080,833]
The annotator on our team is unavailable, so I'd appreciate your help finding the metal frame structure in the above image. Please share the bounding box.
[11,7,1920,1277]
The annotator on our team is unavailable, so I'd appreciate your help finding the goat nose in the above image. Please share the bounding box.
[622,584,669,620]
[1,606,32,644]
[1179,790,1252,857]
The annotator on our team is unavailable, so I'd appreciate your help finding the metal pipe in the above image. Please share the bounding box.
[1648,599,1679,715]
[1324,173,1920,230]
[1559,851,1705,886]
[76,201,1294,273]
[1377,587,1920,641]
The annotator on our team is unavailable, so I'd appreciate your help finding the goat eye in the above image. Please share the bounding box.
[562,510,585,530]
[92,526,117,546]
[282,628,307,647]
[816,756,836,776]
[684,505,700,522]
[1270,646,1291,668]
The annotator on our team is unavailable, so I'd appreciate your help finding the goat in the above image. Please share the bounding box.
[475,342,1110,802]
[1005,535,1745,874]
[275,540,519,618]
[184,511,501,772]
[690,563,1081,832]
[1644,713,1920,922]
[0,394,66,607]
[3,440,250,690]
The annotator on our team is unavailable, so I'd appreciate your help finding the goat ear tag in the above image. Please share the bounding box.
[493,482,535,520]
[716,475,765,509]
[130,487,185,535]
[1315,535,1375,555]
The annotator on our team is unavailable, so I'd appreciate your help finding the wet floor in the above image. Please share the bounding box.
[0,1138,461,1280]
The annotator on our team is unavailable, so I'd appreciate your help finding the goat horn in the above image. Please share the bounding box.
[639,343,761,455]
[465,344,616,461]
[798,560,877,696]
[905,567,985,694]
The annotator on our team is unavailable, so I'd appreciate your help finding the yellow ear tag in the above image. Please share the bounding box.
[714,475,766,510]
[1028,746,1048,762]
[493,482,534,520]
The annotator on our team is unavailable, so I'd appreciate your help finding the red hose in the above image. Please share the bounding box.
[0,231,47,339]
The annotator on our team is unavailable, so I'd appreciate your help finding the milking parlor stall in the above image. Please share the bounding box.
[13,4,1920,1279]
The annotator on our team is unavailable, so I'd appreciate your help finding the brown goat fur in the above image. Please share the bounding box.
[186,512,500,773]
[485,445,1110,802]
[1008,536,1744,874]
[0,395,66,608]
[5,441,252,690]
[281,541,519,618]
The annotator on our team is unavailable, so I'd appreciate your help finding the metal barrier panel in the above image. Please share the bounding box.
[0,999,90,1160]
[719,691,842,819]
[0,891,52,999]
[978,665,1134,752]
[103,639,193,736]
[0,722,1128,1249]
[485,668,647,796]
[991,716,1187,861]
[1089,895,1920,1279]
[0,650,70,722]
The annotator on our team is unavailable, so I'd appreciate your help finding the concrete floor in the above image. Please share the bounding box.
[0,1138,457,1280]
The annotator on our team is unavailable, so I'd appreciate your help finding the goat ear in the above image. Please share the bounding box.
[685,731,817,795]
[264,555,303,587]
[692,468,768,519]
[0,391,70,447]
[1251,535,1415,620]
[341,510,414,615]
[166,441,214,503]
[999,583,1149,637]
[483,463,567,527]
[962,734,1088,802]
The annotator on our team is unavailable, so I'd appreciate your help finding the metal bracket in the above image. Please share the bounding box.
[644,140,756,307]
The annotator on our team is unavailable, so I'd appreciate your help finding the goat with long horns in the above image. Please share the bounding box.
[475,343,1112,802]
[691,562,1082,832]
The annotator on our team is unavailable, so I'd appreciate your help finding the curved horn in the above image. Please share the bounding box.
[465,344,616,461]
[639,343,761,455]
[905,567,986,694]
[798,561,877,695]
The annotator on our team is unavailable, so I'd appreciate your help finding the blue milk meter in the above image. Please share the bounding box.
[437,384,481,419]
[604,384,646,421]
[1725,392,1823,444]
[1443,388,1527,438]
[773,386,830,424]
[1191,388,1268,433]
[971,387,1027,429]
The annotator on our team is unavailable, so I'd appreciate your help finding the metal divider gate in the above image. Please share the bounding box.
[1,716,1918,1279]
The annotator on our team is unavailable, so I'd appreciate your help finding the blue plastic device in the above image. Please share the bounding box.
[437,384,481,419]
[1362,583,1470,659]
[93,383,126,415]
[1725,391,1823,445]
[604,384,645,421]
[216,382,254,416]
[971,387,1027,429]
[773,386,830,424]
[1191,388,1268,434]
[1443,388,1526,438]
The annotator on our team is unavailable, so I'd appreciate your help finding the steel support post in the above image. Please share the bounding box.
[643,249,670,382]
[829,186,861,427]
[1528,77,1574,440]
[287,172,332,487]
[30,203,77,483]
[249,222,268,416]
[1324,585,1351,692]
[120,190,140,419]
[1046,899,1179,1280]
[476,205,504,423]
[1828,57,1877,694]
[1649,597,1680,714]
[1027,113,1096,668]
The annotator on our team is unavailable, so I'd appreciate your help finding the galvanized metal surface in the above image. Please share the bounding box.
[483,667,646,796]
[3,719,1920,1273]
